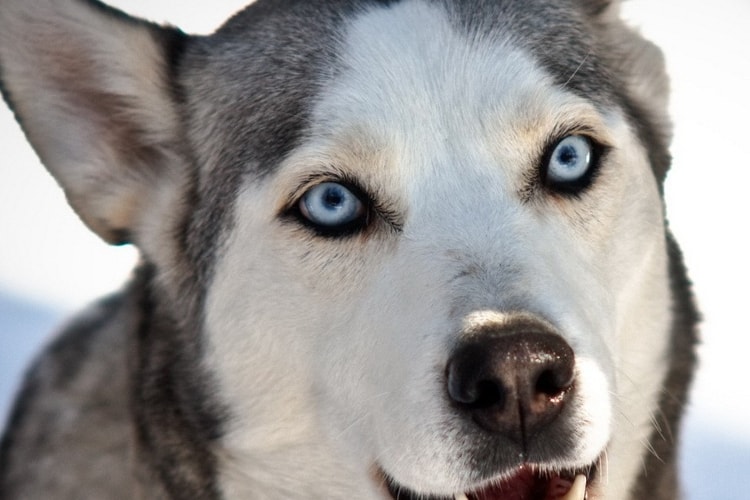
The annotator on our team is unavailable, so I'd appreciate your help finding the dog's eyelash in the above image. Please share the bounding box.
[283,174,403,236]
[376,206,405,233]
[536,127,611,198]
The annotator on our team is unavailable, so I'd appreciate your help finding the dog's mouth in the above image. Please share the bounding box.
[379,461,597,500]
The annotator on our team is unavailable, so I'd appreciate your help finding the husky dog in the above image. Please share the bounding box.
[0,0,698,499]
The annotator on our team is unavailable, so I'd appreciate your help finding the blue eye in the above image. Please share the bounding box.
[545,135,594,187]
[299,182,366,231]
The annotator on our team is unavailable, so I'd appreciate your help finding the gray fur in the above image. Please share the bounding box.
[630,235,699,499]
[0,0,697,498]
[1,292,136,499]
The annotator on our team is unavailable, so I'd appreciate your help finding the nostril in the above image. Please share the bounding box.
[447,351,507,410]
[535,368,573,398]
[470,380,505,410]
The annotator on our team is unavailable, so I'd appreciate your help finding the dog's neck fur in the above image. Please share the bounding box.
[127,264,222,499]
[628,235,698,499]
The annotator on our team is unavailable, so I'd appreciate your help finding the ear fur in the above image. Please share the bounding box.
[579,0,670,119]
[0,0,189,245]
[577,0,672,181]
[577,0,615,17]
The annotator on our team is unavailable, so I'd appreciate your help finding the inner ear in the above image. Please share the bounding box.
[0,0,190,245]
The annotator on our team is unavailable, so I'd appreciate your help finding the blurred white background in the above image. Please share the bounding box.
[1,1,747,498]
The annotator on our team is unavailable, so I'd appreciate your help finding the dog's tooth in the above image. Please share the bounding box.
[559,475,587,500]
[454,494,469,500]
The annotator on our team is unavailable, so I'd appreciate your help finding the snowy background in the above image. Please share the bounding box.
[1,1,748,498]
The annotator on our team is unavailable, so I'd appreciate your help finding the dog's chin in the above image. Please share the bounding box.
[376,457,600,500]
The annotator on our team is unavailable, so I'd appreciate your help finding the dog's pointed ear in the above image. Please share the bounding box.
[577,0,672,180]
[0,0,189,245]
[577,0,615,17]
[579,0,670,120]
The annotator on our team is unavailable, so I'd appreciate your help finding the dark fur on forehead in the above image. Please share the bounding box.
[180,0,669,189]
[175,0,671,310]
[181,0,397,178]
[437,0,617,103]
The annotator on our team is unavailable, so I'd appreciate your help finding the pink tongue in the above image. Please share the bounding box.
[545,477,576,500]
[467,468,574,500]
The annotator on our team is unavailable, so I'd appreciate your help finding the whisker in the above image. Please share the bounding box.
[563,51,592,88]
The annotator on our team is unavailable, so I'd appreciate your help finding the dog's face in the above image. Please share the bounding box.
[0,0,676,499]
[200,2,672,498]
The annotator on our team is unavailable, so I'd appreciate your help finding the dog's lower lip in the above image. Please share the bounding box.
[379,461,598,500]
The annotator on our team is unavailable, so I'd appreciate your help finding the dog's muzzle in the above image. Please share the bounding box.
[379,316,598,500]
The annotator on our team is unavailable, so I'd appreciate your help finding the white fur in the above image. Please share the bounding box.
[204,1,672,498]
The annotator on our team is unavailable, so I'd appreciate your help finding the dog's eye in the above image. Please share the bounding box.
[543,135,599,192]
[298,182,367,233]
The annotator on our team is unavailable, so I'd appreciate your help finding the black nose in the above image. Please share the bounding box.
[446,324,575,444]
